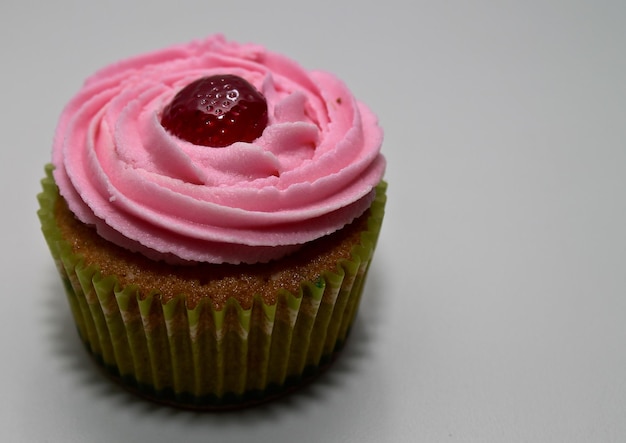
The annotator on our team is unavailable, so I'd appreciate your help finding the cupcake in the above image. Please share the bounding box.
[38,35,386,409]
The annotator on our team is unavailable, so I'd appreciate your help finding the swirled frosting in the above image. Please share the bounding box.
[52,35,385,264]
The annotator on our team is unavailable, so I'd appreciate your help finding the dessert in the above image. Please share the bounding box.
[38,34,386,409]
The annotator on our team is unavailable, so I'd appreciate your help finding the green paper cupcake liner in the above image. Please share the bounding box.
[37,164,386,409]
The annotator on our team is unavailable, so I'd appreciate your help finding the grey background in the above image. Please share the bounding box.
[2,0,625,442]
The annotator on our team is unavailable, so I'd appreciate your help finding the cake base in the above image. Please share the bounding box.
[38,165,386,411]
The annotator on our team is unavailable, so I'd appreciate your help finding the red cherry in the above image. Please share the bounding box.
[161,74,268,147]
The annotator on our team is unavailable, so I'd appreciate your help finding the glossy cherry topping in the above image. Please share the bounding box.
[161,74,268,147]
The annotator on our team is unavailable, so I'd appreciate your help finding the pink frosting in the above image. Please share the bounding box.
[52,35,385,264]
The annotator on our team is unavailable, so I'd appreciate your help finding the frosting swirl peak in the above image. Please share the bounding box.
[52,35,385,264]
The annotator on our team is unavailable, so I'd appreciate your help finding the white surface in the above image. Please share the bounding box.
[2,0,626,441]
